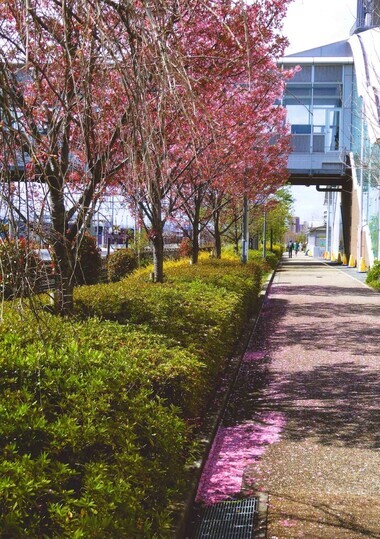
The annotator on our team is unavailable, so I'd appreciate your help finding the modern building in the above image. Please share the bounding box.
[281,0,380,269]
[307,225,327,258]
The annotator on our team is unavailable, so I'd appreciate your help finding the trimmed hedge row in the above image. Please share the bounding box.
[366,259,380,291]
[0,255,269,537]
[0,311,199,537]
[106,248,138,282]
[74,257,263,374]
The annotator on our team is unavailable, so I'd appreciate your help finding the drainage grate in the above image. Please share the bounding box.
[191,497,259,539]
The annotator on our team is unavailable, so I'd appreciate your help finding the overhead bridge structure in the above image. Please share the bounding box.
[281,13,380,268]
[287,164,354,265]
[287,169,351,189]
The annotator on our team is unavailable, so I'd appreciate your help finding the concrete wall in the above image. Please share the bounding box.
[350,183,360,265]
[341,176,353,258]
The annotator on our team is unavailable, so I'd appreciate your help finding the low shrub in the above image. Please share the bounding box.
[0,310,196,537]
[74,257,263,375]
[106,248,138,282]
[73,233,102,286]
[1,255,267,537]
[178,237,192,258]
[222,243,282,269]
[366,259,380,291]
[247,248,280,271]
[264,251,279,270]
[270,244,283,259]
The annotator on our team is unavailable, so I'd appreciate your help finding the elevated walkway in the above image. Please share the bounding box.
[288,170,350,189]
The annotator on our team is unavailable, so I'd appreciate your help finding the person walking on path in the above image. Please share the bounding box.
[190,257,380,539]
[287,240,293,258]
[294,241,299,256]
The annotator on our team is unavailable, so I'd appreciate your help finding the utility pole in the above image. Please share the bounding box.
[241,194,249,263]
[263,201,267,259]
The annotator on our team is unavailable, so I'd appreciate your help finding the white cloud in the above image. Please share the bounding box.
[283,0,357,54]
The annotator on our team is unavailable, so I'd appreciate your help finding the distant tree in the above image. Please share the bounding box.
[115,0,292,272]
[250,187,294,249]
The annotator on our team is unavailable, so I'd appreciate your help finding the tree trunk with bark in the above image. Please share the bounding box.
[151,229,165,283]
[191,196,202,264]
[213,208,222,259]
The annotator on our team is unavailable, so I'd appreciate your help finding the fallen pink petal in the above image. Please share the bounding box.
[279,519,297,527]
[195,411,285,504]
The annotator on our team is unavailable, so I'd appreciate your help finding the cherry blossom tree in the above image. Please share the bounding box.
[198,111,291,259]
[0,0,293,307]
[170,0,292,262]
[0,0,132,313]
[113,0,292,275]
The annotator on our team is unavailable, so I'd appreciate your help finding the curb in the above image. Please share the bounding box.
[174,266,277,538]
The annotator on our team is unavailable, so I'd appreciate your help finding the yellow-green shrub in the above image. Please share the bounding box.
[74,233,102,285]
[0,310,195,537]
[106,248,138,282]
[74,257,263,374]
[0,256,267,537]
[366,259,380,291]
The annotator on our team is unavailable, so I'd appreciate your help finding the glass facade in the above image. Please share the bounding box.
[283,31,380,265]
[351,76,380,260]
[284,65,343,154]
[354,0,380,29]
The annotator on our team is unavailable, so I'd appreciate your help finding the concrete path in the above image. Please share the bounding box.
[249,256,380,538]
[192,256,380,538]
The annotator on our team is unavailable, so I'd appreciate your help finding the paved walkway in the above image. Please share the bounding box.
[191,256,380,538]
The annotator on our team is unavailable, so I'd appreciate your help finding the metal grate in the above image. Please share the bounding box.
[191,498,259,539]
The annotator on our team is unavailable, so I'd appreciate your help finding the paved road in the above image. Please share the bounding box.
[192,256,380,538]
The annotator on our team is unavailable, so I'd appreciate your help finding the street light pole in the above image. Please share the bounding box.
[241,193,249,263]
[263,201,267,259]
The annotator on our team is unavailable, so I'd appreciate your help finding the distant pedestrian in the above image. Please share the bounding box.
[287,240,294,258]
[294,241,300,256]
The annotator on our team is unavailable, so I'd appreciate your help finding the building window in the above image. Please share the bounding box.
[314,65,342,83]
[284,71,342,153]
[291,66,312,83]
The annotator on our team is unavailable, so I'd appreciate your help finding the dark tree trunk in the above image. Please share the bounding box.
[213,209,222,258]
[234,219,240,254]
[147,188,165,282]
[49,175,76,315]
[152,229,164,282]
[191,230,199,264]
[191,198,201,264]
[52,237,75,315]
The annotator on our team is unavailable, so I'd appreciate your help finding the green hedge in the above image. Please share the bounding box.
[248,249,279,270]
[106,248,138,282]
[0,310,197,537]
[74,257,263,373]
[366,259,380,291]
[73,233,102,286]
[0,256,267,537]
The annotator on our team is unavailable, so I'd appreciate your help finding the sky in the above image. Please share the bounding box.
[282,0,357,224]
